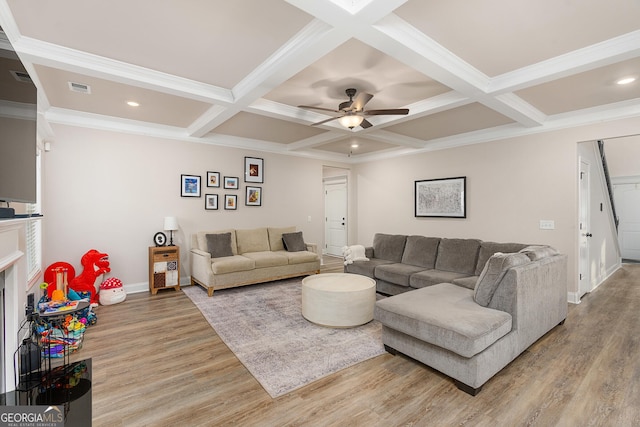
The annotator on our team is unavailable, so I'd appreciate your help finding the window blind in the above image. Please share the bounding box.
[26,150,42,282]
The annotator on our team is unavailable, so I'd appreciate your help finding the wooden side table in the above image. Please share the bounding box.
[149,246,181,295]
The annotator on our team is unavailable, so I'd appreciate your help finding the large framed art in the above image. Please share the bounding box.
[415,176,466,218]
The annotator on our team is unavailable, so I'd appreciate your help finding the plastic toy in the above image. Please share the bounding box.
[99,277,126,305]
[43,262,75,299]
[51,289,65,301]
[69,249,110,306]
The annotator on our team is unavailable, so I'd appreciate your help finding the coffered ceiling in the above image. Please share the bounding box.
[1,0,639,162]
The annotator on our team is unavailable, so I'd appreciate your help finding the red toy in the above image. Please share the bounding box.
[68,249,110,306]
[43,262,75,299]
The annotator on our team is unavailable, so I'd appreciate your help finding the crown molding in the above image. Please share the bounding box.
[0,100,36,120]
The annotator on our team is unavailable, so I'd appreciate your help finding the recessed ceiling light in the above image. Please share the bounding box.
[616,77,636,85]
[351,143,359,148]
[127,101,140,107]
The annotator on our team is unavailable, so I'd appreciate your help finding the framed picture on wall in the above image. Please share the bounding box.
[181,174,201,197]
[415,176,466,218]
[244,156,264,183]
[224,176,239,189]
[245,186,262,206]
[224,194,237,210]
[206,171,220,188]
[205,194,218,210]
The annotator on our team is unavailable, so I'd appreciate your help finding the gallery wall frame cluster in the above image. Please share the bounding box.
[180,156,264,211]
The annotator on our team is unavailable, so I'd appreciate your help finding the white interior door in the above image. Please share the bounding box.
[578,160,591,298]
[613,179,640,261]
[324,181,347,256]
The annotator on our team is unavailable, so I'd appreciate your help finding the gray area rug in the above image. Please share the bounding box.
[182,278,385,398]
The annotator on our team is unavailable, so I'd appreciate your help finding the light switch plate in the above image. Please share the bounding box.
[539,220,555,230]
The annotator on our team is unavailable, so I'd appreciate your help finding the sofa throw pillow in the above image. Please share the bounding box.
[282,231,306,252]
[206,232,234,258]
[474,252,530,307]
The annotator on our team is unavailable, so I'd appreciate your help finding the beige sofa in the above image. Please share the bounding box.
[190,226,320,296]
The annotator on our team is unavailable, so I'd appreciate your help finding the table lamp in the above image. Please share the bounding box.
[164,216,179,246]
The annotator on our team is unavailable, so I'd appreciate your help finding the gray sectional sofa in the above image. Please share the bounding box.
[345,233,567,395]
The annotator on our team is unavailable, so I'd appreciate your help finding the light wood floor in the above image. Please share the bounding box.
[71,260,640,426]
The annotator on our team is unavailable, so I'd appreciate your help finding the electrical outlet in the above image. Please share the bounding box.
[539,220,555,230]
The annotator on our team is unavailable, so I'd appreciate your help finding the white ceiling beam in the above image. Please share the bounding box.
[187,105,229,138]
[45,107,189,139]
[479,93,546,127]
[489,30,640,94]
[362,129,426,149]
[13,37,234,105]
[286,131,352,151]
[188,19,350,137]
[288,0,410,27]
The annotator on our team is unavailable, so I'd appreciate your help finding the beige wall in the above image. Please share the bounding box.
[41,117,640,296]
[42,124,348,289]
[352,117,640,296]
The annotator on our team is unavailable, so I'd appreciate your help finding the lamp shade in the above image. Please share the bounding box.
[338,115,364,129]
[163,216,179,231]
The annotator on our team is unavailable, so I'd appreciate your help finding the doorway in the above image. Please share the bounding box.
[613,177,640,261]
[324,179,347,256]
[578,159,591,298]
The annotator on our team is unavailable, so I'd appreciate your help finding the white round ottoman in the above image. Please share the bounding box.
[301,273,376,328]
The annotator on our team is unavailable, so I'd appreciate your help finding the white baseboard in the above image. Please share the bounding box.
[567,292,581,304]
[123,281,148,294]
[122,276,191,295]
[568,261,622,304]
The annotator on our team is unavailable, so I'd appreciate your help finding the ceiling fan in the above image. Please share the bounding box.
[298,88,409,129]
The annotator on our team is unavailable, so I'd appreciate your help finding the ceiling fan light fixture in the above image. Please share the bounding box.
[338,114,364,129]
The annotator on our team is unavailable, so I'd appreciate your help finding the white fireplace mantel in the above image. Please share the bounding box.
[0,218,32,393]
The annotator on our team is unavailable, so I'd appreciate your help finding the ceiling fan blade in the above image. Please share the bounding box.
[350,92,373,111]
[364,108,409,116]
[298,105,340,113]
[311,116,341,126]
[360,119,373,129]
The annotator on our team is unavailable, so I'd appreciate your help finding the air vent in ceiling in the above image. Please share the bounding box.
[68,81,91,94]
[10,70,32,83]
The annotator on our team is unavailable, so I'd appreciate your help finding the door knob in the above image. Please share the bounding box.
[586,233,592,237]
